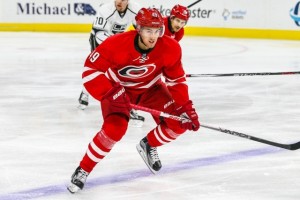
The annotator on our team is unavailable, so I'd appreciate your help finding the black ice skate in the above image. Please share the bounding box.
[129,109,145,127]
[136,137,162,174]
[67,166,89,193]
[78,91,89,110]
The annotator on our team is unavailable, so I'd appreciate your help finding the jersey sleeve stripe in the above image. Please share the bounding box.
[165,75,186,82]
[165,81,187,87]
[83,68,104,84]
[83,66,96,73]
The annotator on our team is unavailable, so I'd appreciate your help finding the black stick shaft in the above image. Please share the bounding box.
[187,0,202,8]
[201,124,300,150]
[186,71,300,77]
[131,104,300,151]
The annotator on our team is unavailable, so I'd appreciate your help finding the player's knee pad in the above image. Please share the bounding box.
[164,117,186,135]
[102,114,128,142]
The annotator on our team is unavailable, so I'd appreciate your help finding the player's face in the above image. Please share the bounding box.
[171,17,187,32]
[115,0,128,12]
[138,27,162,49]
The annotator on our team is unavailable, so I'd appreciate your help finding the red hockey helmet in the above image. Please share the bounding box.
[170,4,190,21]
[135,8,164,28]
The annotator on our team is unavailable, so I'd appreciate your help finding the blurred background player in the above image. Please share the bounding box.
[78,0,144,127]
[164,4,190,42]
[68,8,200,193]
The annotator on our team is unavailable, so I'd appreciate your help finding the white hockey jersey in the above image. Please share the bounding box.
[91,1,140,44]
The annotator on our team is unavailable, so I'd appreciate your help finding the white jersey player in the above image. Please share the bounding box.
[89,0,140,51]
[78,0,144,127]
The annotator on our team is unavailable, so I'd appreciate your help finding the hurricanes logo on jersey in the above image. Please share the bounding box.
[118,64,156,79]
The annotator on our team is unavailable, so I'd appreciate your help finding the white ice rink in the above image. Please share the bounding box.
[0,32,299,200]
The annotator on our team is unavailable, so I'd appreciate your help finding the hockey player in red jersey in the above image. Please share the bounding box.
[67,7,200,193]
[164,4,190,42]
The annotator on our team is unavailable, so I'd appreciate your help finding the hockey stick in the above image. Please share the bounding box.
[186,71,300,77]
[187,0,203,8]
[130,104,300,150]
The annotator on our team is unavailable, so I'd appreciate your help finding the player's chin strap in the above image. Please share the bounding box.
[130,103,300,151]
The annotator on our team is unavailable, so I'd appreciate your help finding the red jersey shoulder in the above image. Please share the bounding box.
[96,30,137,65]
[151,35,182,69]
[158,35,181,56]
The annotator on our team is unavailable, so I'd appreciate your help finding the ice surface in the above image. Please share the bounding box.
[0,32,299,200]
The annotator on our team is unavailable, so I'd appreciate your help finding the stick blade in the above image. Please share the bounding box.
[289,141,300,150]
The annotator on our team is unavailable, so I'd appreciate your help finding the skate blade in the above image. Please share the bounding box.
[129,119,144,128]
[77,104,87,110]
[67,183,81,194]
[136,145,158,174]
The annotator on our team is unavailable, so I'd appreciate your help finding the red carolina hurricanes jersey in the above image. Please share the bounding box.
[82,30,189,106]
[163,17,184,42]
